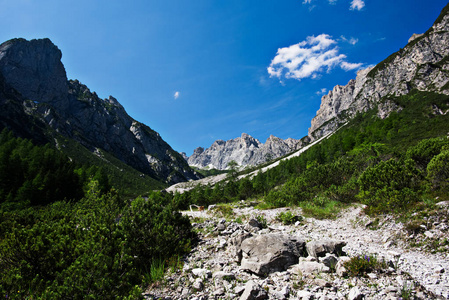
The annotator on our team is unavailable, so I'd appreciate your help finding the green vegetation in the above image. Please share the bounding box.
[1,88,449,297]
[173,90,449,217]
[344,254,388,277]
[0,182,193,299]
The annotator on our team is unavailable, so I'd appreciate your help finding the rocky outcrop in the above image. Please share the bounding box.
[188,133,305,170]
[309,3,449,140]
[0,38,199,184]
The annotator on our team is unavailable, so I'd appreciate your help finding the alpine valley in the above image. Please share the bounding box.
[1,3,449,300]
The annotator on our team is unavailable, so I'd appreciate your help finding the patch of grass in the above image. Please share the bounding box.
[299,197,343,219]
[215,204,234,219]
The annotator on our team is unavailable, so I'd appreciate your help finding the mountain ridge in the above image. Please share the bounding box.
[187,132,308,170]
[0,38,200,184]
[308,4,449,140]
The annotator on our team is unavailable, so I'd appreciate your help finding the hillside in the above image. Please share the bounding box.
[0,38,200,186]
[308,5,449,140]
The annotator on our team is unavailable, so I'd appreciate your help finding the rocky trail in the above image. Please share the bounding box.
[145,203,449,300]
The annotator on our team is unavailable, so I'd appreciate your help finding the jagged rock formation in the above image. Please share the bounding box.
[309,4,449,140]
[0,38,199,184]
[187,133,306,170]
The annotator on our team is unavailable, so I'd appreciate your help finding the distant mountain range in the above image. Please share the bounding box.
[186,133,308,170]
[0,38,200,184]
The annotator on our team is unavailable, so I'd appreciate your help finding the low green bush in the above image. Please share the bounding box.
[275,211,302,225]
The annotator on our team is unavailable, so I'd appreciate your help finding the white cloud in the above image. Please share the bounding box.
[350,0,365,10]
[316,88,328,95]
[174,91,180,99]
[328,0,337,4]
[340,61,363,71]
[340,35,359,45]
[302,0,313,3]
[268,34,364,82]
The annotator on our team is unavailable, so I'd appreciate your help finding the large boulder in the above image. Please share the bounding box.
[239,233,306,275]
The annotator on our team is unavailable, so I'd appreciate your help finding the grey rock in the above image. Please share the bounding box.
[239,280,269,300]
[306,240,346,258]
[191,268,211,279]
[192,278,203,291]
[335,256,351,277]
[212,271,235,280]
[321,253,339,269]
[239,234,306,275]
[296,290,313,300]
[348,286,363,300]
[289,259,330,276]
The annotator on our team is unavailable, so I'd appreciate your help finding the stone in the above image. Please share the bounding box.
[321,253,338,269]
[213,271,235,280]
[348,286,363,300]
[191,268,211,279]
[239,280,269,300]
[239,234,306,275]
[289,260,330,276]
[335,256,351,277]
[306,240,347,258]
[296,290,313,300]
[192,278,203,291]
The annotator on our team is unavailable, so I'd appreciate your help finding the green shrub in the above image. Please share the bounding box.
[357,159,423,213]
[275,211,302,225]
[255,215,268,229]
[344,254,384,277]
[427,150,449,189]
[406,137,449,170]
[0,186,194,299]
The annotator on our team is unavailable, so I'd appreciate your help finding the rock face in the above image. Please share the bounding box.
[308,4,449,141]
[0,38,199,184]
[188,133,305,170]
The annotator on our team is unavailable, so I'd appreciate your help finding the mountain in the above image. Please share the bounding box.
[187,133,308,170]
[0,38,200,184]
[308,4,449,140]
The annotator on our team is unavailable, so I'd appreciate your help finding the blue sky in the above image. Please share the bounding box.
[0,0,447,155]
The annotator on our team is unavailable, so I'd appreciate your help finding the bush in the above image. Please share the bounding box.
[427,150,449,189]
[406,137,449,170]
[275,211,302,225]
[357,159,423,213]
[344,254,385,277]
[0,185,194,299]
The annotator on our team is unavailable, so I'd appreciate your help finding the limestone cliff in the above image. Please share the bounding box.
[0,38,199,184]
[188,133,306,170]
[308,4,449,140]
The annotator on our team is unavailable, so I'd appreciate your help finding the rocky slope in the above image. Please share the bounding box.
[0,38,199,184]
[146,203,449,299]
[188,133,307,170]
[308,4,449,140]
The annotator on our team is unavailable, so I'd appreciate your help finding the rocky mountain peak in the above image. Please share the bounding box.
[187,133,303,170]
[0,38,68,108]
[308,3,449,141]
